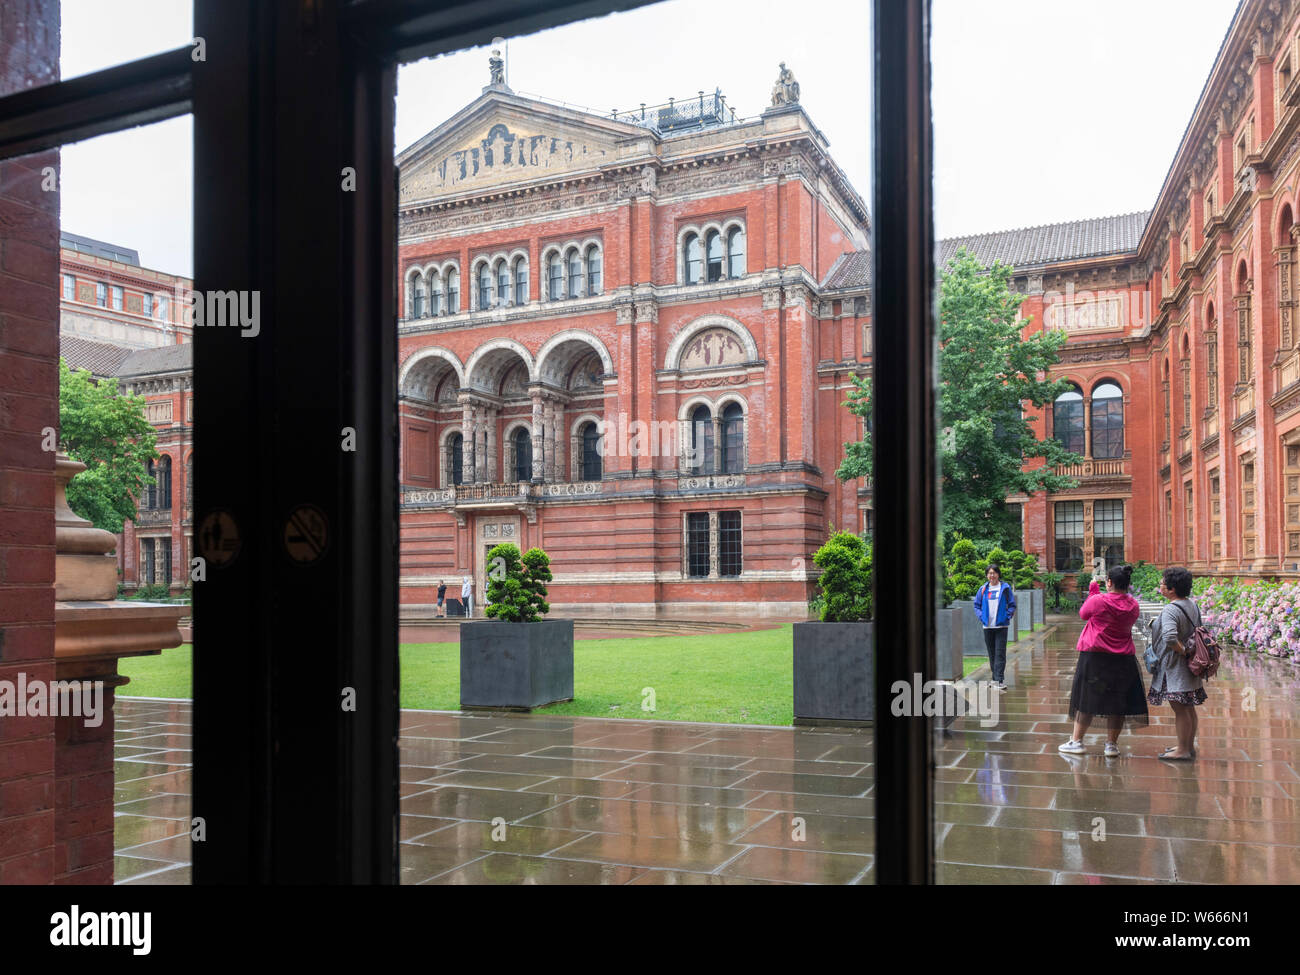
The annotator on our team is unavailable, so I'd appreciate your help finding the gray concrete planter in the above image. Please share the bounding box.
[792,621,874,725]
[460,619,574,710]
[1015,589,1034,633]
[934,607,963,681]
[958,601,986,657]
[1031,589,1044,626]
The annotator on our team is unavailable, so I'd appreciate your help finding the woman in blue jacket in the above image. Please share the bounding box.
[973,563,1015,690]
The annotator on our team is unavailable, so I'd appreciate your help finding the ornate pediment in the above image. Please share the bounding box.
[399,96,644,204]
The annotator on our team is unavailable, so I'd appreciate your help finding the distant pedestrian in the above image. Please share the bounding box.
[1148,566,1206,761]
[973,563,1016,690]
[1060,563,1147,757]
[436,580,447,618]
[461,574,473,618]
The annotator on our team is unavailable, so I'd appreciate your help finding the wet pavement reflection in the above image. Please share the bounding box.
[112,620,1300,884]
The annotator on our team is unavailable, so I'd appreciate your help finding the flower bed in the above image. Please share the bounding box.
[1199,578,1300,663]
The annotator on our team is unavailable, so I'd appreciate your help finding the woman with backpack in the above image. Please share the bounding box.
[1060,563,1148,757]
[1148,566,1206,761]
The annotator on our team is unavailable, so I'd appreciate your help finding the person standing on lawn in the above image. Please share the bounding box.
[973,563,1015,690]
[461,574,473,618]
[1147,566,1206,761]
[1060,563,1148,757]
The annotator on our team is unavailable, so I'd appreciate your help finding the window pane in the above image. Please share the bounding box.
[1053,393,1085,455]
[59,0,193,83]
[1093,499,1124,567]
[686,512,710,577]
[719,510,742,576]
[1091,387,1123,459]
[1054,501,1084,572]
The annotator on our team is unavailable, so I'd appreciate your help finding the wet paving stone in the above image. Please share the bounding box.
[112,617,1300,883]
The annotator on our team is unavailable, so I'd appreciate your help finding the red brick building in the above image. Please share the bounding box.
[395,73,872,616]
[56,235,192,593]
[941,0,1300,582]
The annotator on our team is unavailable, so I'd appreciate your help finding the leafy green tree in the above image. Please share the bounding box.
[837,248,1082,548]
[58,358,158,533]
[484,543,552,622]
[811,531,873,622]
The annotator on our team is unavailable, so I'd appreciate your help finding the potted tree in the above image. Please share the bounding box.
[793,531,874,724]
[459,543,574,710]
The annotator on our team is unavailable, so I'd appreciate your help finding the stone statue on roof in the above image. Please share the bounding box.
[771,62,800,107]
[489,49,505,87]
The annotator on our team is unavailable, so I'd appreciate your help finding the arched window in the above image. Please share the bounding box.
[429,273,442,316]
[1236,260,1252,385]
[412,275,425,318]
[477,262,492,311]
[1205,301,1218,405]
[497,260,511,307]
[689,404,714,474]
[446,269,459,312]
[1180,336,1192,431]
[586,245,602,296]
[684,233,702,284]
[721,402,744,473]
[450,434,464,486]
[548,252,564,300]
[513,427,532,482]
[1053,385,1085,456]
[567,248,582,298]
[514,258,528,306]
[727,226,745,279]
[580,422,602,481]
[705,230,723,282]
[1091,382,1124,459]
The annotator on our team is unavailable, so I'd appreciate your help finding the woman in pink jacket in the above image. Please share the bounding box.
[1059,563,1149,757]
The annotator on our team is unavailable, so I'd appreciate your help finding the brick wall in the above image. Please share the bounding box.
[0,0,60,886]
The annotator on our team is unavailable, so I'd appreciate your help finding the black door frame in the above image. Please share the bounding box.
[0,0,936,884]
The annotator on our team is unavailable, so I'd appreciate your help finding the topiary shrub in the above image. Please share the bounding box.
[484,543,552,623]
[944,536,985,602]
[811,531,873,622]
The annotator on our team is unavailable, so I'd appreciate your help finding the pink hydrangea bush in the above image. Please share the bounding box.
[1199,578,1300,663]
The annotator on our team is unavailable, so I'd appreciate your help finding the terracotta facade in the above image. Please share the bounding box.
[395,83,871,615]
[979,0,1300,581]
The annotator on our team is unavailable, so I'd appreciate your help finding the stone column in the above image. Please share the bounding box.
[531,393,545,483]
[552,405,565,483]
[712,415,724,475]
[461,400,476,484]
[485,407,498,483]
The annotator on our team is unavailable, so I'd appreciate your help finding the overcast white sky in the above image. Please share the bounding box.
[57,0,1240,277]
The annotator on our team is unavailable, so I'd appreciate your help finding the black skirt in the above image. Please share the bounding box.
[1068,651,1149,727]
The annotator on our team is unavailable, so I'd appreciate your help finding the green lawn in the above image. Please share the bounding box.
[120,625,798,725]
[119,627,1005,725]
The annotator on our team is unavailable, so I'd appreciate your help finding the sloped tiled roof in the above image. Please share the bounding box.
[60,232,139,265]
[116,343,192,378]
[822,250,872,290]
[937,211,1150,271]
[59,335,132,379]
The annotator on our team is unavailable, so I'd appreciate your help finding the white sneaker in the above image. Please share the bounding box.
[1058,739,1086,754]
[1104,742,1120,758]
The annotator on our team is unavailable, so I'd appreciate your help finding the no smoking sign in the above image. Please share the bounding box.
[283,504,330,564]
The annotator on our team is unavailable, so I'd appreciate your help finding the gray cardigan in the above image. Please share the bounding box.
[1148,598,1204,694]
